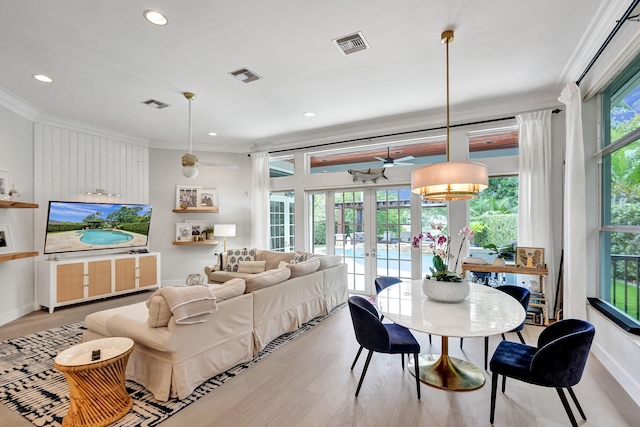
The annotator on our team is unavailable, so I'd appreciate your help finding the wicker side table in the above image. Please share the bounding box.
[54,337,134,427]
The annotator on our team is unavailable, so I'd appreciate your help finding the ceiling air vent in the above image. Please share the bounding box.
[142,99,170,109]
[333,31,370,55]
[229,68,262,83]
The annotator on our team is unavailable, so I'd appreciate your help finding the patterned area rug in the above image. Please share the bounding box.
[0,303,345,427]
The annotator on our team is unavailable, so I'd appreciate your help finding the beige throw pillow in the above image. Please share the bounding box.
[209,278,246,301]
[146,294,172,327]
[278,260,289,269]
[288,257,321,278]
[237,260,267,274]
[225,248,257,272]
[245,268,292,292]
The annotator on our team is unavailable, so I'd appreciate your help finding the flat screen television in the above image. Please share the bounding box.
[44,201,152,255]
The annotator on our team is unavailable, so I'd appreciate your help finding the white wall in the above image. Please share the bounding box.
[148,149,252,286]
[0,105,35,325]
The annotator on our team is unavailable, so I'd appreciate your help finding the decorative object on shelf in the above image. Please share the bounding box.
[422,277,470,303]
[0,169,11,201]
[483,243,516,266]
[413,224,474,282]
[516,246,545,269]
[199,188,218,209]
[185,273,204,286]
[176,223,193,242]
[203,224,216,240]
[410,30,488,201]
[8,185,20,201]
[215,224,236,252]
[176,185,201,209]
[186,220,205,240]
[0,223,14,254]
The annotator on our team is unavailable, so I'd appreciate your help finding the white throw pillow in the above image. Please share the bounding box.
[237,260,267,274]
[278,260,289,269]
[288,257,321,278]
[225,248,257,272]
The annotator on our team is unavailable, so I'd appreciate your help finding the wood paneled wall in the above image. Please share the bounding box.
[33,122,149,255]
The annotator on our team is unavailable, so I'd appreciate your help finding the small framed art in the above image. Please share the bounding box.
[0,169,11,201]
[0,224,14,254]
[176,185,201,209]
[516,246,545,269]
[186,219,206,240]
[176,223,193,242]
[199,188,218,210]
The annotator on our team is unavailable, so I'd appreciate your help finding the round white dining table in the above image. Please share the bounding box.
[377,280,526,391]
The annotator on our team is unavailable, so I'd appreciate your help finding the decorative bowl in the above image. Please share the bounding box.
[422,277,470,303]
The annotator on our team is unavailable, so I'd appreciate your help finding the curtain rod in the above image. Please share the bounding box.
[264,109,561,156]
[576,0,640,86]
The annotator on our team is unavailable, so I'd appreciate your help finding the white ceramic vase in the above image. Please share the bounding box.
[492,257,506,266]
[422,277,470,303]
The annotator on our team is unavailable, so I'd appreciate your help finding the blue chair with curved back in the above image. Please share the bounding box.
[374,276,432,344]
[489,319,595,427]
[348,296,422,399]
[460,284,530,369]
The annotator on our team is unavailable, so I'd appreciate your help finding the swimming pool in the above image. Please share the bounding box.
[79,229,134,245]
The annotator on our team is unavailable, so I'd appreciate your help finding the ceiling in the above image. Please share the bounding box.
[0,1,614,154]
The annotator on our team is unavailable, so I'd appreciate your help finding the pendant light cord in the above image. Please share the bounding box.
[188,96,193,154]
[445,35,450,162]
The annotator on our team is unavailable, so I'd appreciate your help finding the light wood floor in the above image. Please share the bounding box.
[1,292,640,427]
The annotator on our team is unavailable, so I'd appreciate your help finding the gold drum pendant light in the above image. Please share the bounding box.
[411,30,488,201]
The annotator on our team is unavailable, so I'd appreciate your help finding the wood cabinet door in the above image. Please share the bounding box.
[56,263,85,303]
[115,258,136,292]
[87,260,112,297]
[138,255,157,288]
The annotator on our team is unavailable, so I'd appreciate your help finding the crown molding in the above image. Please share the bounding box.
[36,113,149,147]
[0,87,40,121]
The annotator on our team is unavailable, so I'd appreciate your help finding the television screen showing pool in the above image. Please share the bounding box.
[44,201,152,254]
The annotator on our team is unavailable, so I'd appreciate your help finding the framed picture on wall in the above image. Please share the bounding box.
[0,224,14,254]
[199,188,218,210]
[0,169,11,201]
[176,223,193,242]
[176,185,201,209]
[516,246,545,269]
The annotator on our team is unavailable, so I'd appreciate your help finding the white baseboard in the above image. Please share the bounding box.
[161,279,186,288]
[0,303,37,327]
[591,341,640,406]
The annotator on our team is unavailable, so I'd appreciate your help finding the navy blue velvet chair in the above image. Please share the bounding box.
[374,276,431,344]
[348,296,421,399]
[460,285,530,369]
[489,319,595,427]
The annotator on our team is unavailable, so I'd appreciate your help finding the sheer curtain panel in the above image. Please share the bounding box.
[250,152,270,249]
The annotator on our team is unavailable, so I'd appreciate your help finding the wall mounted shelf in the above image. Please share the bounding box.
[173,240,219,245]
[0,252,39,262]
[0,200,39,208]
[173,208,219,213]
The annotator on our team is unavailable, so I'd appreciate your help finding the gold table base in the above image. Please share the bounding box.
[408,336,485,391]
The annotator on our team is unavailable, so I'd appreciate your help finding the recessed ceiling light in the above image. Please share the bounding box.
[33,74,53,83]
[143,10,168,26]
[303,112,315,117]
[208,132,218,136]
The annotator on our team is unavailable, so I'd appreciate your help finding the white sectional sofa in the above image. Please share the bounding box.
[82,250,347,401]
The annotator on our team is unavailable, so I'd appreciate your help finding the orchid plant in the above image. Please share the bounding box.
[413,224,475,282]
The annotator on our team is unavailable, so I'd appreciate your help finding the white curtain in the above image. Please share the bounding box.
[250,152,270,249]
[517,110,556,316]
[559,82,587,320]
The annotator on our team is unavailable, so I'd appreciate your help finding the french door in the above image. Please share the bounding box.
[310,187,417,295]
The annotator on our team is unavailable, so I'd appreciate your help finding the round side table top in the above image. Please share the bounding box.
[55,337,134,367]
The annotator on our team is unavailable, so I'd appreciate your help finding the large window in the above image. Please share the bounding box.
[469,176,518,251]
[601,55,640,325]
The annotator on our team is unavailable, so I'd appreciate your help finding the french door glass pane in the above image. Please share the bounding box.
[335,191,365,292]
[375,189,412,280]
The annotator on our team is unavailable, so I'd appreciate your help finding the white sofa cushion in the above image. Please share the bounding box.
[244,268,291,292]
[315,255,343,270]
[288,257,320,278]
[147,294,173,327]
[237,260,267,273]
[210,278,246,301]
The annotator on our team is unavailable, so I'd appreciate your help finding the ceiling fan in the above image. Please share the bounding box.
[375,147,415,168]
[181,92,238,178]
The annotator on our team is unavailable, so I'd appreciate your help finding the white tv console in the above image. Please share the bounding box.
[38,252,161,313]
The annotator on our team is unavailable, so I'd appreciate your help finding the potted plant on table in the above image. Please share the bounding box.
[413,224,475,302]
[203,225,216,241]
[483,242,515,267]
